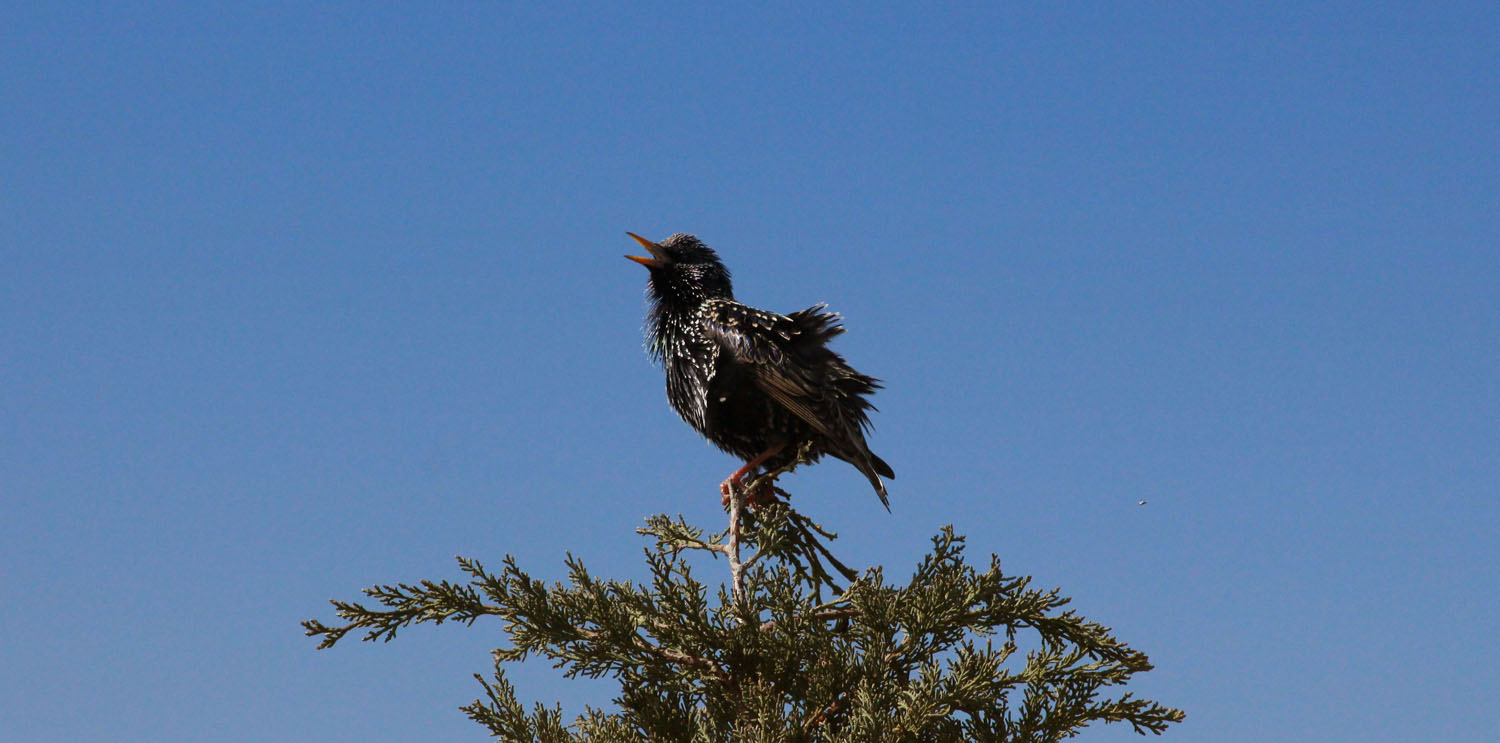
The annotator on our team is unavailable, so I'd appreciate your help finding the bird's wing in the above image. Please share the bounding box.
[699,299,842,437]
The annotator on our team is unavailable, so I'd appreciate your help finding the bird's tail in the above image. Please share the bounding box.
[857,453,894,512]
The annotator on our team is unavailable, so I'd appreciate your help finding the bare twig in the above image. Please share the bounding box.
[803,689,851,735]
[758,606,858,633]
[721,441,855,609]
[573,627,730,683]
[726,482,748,607]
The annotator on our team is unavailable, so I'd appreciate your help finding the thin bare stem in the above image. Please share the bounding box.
[572,627,730,683]
[726,481,747,608]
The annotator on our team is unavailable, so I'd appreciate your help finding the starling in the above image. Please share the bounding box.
[626,232,894,510]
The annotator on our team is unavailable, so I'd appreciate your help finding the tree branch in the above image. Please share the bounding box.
[758,606,858,633]
[573,627,730,683]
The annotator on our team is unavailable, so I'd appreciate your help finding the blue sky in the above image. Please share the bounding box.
[3,3,1496,741]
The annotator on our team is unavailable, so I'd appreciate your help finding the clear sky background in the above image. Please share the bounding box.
[3,3,1496,742]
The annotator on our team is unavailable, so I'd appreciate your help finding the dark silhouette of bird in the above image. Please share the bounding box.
[626,232,894,510]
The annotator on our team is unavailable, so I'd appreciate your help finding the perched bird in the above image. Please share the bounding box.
[626,232,894,510]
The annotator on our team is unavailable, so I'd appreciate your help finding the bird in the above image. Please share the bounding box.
[625,231,894,510]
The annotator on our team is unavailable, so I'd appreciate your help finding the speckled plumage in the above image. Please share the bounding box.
[627,232,894,509]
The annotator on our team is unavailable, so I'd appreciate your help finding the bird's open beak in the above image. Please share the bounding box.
[625,232,668,268]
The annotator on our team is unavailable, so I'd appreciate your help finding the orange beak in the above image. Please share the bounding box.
[625,232,667,268]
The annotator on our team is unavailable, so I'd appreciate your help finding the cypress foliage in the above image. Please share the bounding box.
[304,455,1183,741]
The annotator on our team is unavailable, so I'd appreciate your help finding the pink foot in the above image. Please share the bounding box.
[720,444,787,508]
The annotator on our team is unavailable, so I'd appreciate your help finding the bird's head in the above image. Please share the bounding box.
[626,232,734,304]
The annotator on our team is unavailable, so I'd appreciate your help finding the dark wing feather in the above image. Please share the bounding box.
[701,299,893,509]
[701,300,830,434]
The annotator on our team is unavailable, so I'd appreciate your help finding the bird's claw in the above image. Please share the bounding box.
[721,475,776,509]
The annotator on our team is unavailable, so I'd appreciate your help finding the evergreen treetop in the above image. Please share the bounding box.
[305,455,1183,741]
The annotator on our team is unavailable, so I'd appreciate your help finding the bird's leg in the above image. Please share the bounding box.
[720,444,786,507]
